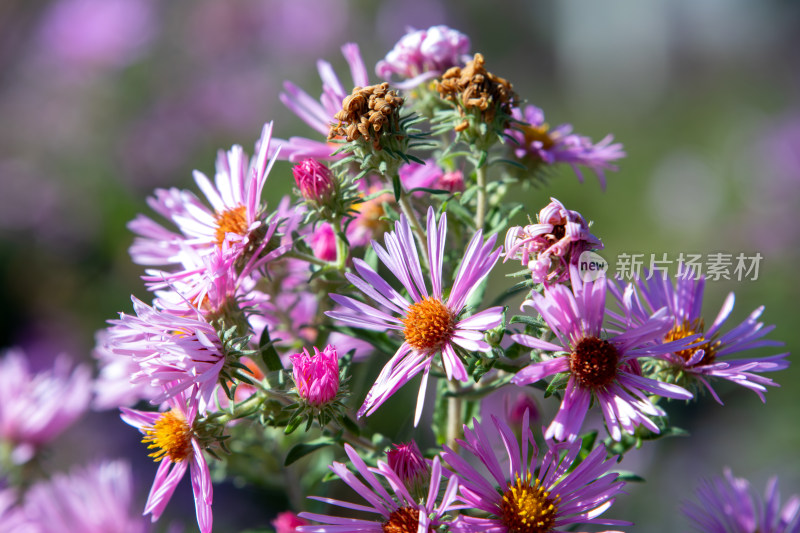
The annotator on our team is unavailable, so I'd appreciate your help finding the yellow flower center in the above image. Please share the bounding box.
[570,336,619,389]
[500,473,559,533]
[214,205,248,245]
[664,319,719,366]
[402,297,455,352]
[521,122,555,150]
[382,506,431,533]
[142,409,193,463]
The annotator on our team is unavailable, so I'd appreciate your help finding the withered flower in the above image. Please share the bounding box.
[329,82,404,150]
[436,53,516,132]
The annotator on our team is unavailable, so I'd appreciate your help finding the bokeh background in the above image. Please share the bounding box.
[1,0,798,531]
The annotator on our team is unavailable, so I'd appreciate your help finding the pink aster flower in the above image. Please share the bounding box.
[277,43,369,162]
[298,443,459,533]
[510,267,696,441]
[293,158,338,207]
[611,274,790,403]
[290,344,340,407]
[121,388,212,533]
[327,207,503,425]
[128,121,282,269]
[22,460,149,533]
[441,412,629,533]
[92,326,161,410]
[376,25,471,88]
[682,468,800,533]
[507,105,625,189]
[105,296,228,412]
[504,197,603,285]
[0,349,90,464]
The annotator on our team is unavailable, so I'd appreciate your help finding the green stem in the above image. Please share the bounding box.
[446,380,463,450]
[332,215,349,272]
[285,250,329,268]
[475,163,488,231]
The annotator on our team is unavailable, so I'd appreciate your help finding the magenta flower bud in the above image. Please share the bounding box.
[271,511,308,533]
[289,344,339,407]
[292,158,337,207]
[310,223,337,262]
[437,170,465,192]
[387,441,430,494]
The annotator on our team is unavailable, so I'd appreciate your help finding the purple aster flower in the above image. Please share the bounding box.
[507,105,625,189]
[128,122,282,269]
[504,197,603,285]
[290,344,340,407]
[277,43,370,162]
[327,207,503,425]
[105,296,229,413]
[376,25,470,88]
[121,388,212,533]
[22,460,149,533]
[0,349,90,464]
[441,412,629,533]
[682,468,800,533]
[510,268,696,441]
[298,443,459,533]
[610,274,789,403]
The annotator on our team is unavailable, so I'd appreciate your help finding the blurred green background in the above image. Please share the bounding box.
[1,0,798,531]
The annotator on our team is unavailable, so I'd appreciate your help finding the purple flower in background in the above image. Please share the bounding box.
[128,122,282,270]
[121,388,212,533]
[504,197,603,285]
[0,349,90,464]
[682,468,800,533]
[610,274,789,402]
[298,444,459,533]
[376,25,470,88]
[36,0,156,72]
[309,223,337,262]
[511,268,695,441]
[93,326,161,410]
[0,489,29,531]
[507,105,625,189]
[290,344,340,407]
[106,296,228,412]
[277,43,369,161]
[327,208,503,425]
[22,460,149,533]
[441,412,629,533]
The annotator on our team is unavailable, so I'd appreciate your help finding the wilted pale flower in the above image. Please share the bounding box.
[0,349,91,464]
[290,345,340,407]
[376,25,470,88]
[293,158,337,207]
[504,197,603,285]
[682,468,800,533]
[22,460,149,533]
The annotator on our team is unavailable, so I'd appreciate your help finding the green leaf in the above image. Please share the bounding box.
[284,437,337,466]
[258,328,283,372]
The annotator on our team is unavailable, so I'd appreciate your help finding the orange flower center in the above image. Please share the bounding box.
[500,473,559,533]
[664,319,719,366]
[570,336,619,389]
[402,297,455,352]
[142,409,193,463]
[214,205,248,245]
[521,122,555,150]
[382,506,431,533]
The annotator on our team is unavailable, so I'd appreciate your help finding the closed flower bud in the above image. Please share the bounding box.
[387,441,430,496]
[292,159,337,207]
[289,344,339,407]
